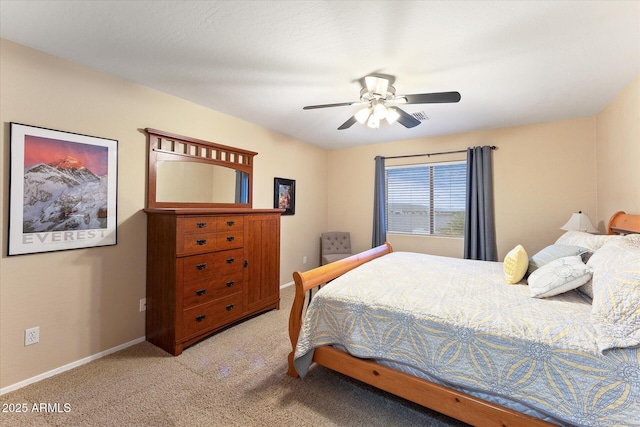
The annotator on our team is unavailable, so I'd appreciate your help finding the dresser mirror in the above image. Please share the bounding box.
[145,128,255,209]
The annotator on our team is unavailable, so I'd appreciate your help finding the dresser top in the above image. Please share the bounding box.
[144,208,285,215]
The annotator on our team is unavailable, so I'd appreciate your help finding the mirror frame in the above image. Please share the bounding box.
[145,128,256,209]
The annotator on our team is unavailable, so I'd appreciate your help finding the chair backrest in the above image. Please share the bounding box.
[321,232,351,255]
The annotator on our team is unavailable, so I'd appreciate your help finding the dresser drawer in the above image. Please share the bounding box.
[182,248,244,282]
[178,232,217,255]
[178,216,244,234]
[215,216,243,232]
[211,231,244,250]
[179,217,216,234]
[179,231,244,255]
[182,293,244,338]
[183,272,243,309]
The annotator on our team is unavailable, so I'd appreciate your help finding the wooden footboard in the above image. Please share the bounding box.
[286,242,557,426]
[287,242,393,376]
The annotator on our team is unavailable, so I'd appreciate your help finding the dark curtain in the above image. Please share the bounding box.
[464,146,497,261]
[372,155,386,247]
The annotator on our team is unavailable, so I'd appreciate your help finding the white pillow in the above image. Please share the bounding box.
[528,255,593,298]
[554,231,624,299]
[555,230,620,252]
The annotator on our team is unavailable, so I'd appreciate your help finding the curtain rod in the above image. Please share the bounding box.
[379,145,497,160]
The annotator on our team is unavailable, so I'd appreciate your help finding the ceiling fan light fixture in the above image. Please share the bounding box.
[373,102,387,120]
[367,114,380,129]
[355,107,371,124]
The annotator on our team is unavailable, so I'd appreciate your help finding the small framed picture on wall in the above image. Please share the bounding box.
[8,122,118,256]
[274,177,295,215]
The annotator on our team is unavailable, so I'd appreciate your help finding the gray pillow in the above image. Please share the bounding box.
[527,244,589,277]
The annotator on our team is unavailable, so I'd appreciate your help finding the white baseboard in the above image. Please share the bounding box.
[0,336,146,396]
[280,281,294,289]
[2,285,296,395]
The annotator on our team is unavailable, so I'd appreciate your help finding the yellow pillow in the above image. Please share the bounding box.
[503,244,528,284]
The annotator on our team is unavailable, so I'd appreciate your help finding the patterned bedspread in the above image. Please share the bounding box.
[293,252,640,426]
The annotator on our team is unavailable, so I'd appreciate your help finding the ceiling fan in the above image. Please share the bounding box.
[303,75,461,130]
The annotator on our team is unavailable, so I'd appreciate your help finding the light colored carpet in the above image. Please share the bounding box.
[0,286,469,426]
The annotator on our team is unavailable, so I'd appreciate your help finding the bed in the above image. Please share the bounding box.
[287,212,640,427]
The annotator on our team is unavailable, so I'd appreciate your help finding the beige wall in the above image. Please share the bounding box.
[328,117,598,260]
[0,39,327,389]
[595,75,640,225]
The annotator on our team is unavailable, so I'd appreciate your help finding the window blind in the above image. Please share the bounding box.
[386,161,466,236]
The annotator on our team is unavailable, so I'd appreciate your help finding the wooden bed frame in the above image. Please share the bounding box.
[607,210,640,235]
[287,212,640,427]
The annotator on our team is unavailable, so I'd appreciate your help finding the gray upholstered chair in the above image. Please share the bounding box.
[321,232,352,265]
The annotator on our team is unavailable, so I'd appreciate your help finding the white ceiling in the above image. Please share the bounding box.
[1,1,639,150]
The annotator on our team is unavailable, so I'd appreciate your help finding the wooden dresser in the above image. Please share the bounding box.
[145,208,282,355]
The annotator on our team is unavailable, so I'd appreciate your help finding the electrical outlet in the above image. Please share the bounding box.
[139,298,147,312]
[303,256,307,264]
[25,326,39,346]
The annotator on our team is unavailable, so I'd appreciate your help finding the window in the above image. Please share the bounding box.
[385,161,466,236]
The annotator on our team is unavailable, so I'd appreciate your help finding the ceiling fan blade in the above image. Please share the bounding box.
[303,101,356,110]
[338,116,357,130]
[395,108,421,128]
[404,91,461,104]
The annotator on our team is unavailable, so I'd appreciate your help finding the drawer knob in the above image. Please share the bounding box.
[196,263,207,270]
[226,236,235,242]
[226,281,235,287]
[196,288,206,296]
[196,314,206,322]
[226,258,235,264]
[197,222,207,228]
[226,220,235,226]
[196,239,207,245]
[226,304,234,311]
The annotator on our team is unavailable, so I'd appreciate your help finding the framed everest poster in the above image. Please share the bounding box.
[8,123,118,256]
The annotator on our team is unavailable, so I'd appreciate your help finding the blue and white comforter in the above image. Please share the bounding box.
[293,252,640,426]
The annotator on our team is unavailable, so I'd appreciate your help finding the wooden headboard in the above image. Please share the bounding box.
[607,211,640,235]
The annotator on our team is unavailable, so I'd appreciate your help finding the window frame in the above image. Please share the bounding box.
[385,160,467,238]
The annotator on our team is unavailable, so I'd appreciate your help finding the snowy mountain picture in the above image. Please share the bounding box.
[22,156,109,232]
[9,123,118,256]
